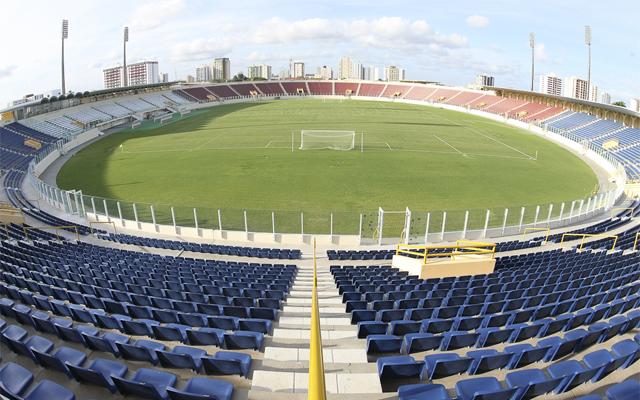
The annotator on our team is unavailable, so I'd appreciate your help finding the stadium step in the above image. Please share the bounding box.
[251,264,382,394]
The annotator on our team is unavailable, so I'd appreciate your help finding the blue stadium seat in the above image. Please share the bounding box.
[117,339,165,366]
[0,362,34,398]
[404,333,444,354]
[424,353,473,380]
[397,383,452,400]
[466,349,514,375]
[456,376,519,400]
[606,380,640,400]
[156,345,207,372]
[186,327,225,347]
[377,356,426,379]
[224,331,263,351]
[113,368,177,400]
[32,346,88,379]
[68,358,128,393]
[166,377,234,400]
[505,368,566,400]
[547,359,602,394]
[201,351,251,377]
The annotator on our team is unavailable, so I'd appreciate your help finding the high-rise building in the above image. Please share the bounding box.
[564,77,597,101]
[600,92,611,105]
[103,65,124,89]
[386,66,404,82]
[213,58,230,81]
[373,67,380,81]
[159,73,169,83]
[185,74,195,83]
[317,66,332,80]
[539,72,563,96]
[354,61,364,80]
[278,69,291,79]
[126,60,159,86]
[293,62,305,78]
[630,98,640,112]
[476,73,495,87]
[247,64,272,80]
[195,64,211,82]
[338,57,353,80]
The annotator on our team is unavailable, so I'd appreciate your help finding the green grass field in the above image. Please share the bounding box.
[57,99,598,235]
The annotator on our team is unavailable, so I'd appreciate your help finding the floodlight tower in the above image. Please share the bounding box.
[123,27,129,87]
[61,20,68,94]
[585,26,591,101]
[529,32,535,92]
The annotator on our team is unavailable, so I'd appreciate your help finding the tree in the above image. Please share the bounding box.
[612,101,626,107]
[232,73,247,82]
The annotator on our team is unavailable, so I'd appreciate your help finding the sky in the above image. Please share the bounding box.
[1,0,638,108]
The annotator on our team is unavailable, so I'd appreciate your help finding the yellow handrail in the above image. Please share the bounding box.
[633,232,640,252]
[18,199,41,210]
[0,223,11,241]
[90,221,117,236]
[611,207,634,218]
[309,238,327,399]
[23,226,80,243]
[372,227,380,244]
[396,241,497,264]
[559,233,618,251]
[521,228,550,243]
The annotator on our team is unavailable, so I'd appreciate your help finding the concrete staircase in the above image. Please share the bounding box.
[250,262,382,395]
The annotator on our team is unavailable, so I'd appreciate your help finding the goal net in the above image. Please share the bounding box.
[299,130,355,151]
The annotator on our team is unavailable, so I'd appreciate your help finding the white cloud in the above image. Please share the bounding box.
[128,0,186,31]
[169,38,234,62]
[87,51,120,69]
[466,15,490,28]
[489,44,507,53]
[535,43,549,62]
[0,65,17,80]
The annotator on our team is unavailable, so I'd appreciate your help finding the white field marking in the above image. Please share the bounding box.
[463,120,476,123]
[386,142,392,150]
[264,141,273,148]
[379,103,386,108]
[434,135,463,154]
[126,137,162,152]
[410,104,535,159]
[193,132,227,151]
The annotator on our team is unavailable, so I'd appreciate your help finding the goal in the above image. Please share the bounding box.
[299,130,355,151]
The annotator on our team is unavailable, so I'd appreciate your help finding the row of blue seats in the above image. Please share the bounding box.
[1,360,235,400]
[98,233,303,259]
[396,369,639,400]
[379,331,639,381]
[361,310,639,354]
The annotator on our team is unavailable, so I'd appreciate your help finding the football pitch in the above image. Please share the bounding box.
[57,99,598,234]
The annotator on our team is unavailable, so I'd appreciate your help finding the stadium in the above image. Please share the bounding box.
[2,17,640,400]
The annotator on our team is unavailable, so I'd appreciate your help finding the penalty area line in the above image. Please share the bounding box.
[192,132,227,151]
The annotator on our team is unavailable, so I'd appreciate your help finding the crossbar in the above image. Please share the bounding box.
[23,226,79,243]
[396,241,496,264]
[90,221,117,236]
[522,227,550,243]
[611,207,634,218]
[560,233,618,251]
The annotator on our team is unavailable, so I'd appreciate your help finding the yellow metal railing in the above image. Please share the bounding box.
[372,227,380,244]
[611,207,634,218]
[90,221,117,236]
[560,233,618,251]
[0,206,24,217]
[633,232,640,252]
[309,238,327,399]
[0,223,11,240]
[522,228,550,243]
[396,240,497,264]
[18,199,41,210]
[23,226,80,243]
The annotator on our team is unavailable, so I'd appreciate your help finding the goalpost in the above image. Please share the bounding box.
[299,130,356,151]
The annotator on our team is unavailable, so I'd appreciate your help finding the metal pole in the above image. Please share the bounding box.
[358,214,362,245]
[519,207,525,233]
[559,203,565,226]
[217,209,222,232]
[133,203,139,226]
[530,32,535,92]
[441,211,447,242]
[244,211,248,240]
[330,213,333,242]
[151,205,157,231]
[117,202,123,225]
[502,209,509,235]
[547,204,553,228]
[103,199,110,222]
[123,27,129,87]
[301,212,304,243]
[586,26,591,101]
[193,208,198,230]
[462,210,469,240]
[171,207,177,234]
[483,210,490,238]
[534,205,540,228]
[425,213,430,244]
[272,212,276,242]
[61,20,68,95]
